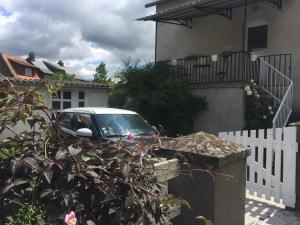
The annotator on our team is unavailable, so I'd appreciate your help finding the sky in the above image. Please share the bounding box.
[0,0,155,80]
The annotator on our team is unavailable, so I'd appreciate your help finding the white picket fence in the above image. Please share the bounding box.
[219,127,298,208]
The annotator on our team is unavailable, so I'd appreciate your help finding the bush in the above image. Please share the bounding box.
[0,78,180,225]
[109,62,208,137]
[244,80,276,129]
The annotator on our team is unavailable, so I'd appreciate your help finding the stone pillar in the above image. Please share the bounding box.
[158,132,250,225]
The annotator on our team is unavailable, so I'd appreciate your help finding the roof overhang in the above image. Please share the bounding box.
[139,0,282,28]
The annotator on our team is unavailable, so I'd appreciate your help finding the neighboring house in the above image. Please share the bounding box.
[0,52,109,139]
[139,0,297,133]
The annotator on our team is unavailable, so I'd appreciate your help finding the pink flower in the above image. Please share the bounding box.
[127,134,135,141]
[64,211,77,225]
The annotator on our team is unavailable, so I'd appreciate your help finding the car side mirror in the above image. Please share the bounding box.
[76,128,93,138]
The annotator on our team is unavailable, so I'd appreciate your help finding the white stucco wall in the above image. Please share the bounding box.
[156,0,300,111]
[190,84,245,134]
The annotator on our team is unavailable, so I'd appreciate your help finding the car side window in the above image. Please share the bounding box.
[57,112,74,130]
[76,113,93,131]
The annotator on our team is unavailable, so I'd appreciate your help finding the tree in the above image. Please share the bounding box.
[109,61,208,137]
[93,62,111,85]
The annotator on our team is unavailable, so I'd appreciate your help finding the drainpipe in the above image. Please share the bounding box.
[242,0,248,81]
[155,21,158,62]
[242,0,248,51]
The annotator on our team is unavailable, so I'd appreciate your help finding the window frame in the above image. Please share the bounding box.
[246,23,268,53]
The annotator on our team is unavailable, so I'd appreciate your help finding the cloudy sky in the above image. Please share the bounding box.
[0,0,155,79]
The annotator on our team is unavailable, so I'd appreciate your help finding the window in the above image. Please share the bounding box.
[76,113,93,130]
[248,25,268,52]
[63,91,72,99]
[57,112,74,130]
[63,102,72,109]
[78,91,85,108]
[25,67,33,76]
[79,92,85,100]
[78,102,85,107]
[51,90,72,119]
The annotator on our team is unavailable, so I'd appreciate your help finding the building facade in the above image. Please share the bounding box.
[140,0,297,133]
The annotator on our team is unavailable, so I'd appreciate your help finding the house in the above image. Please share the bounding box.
[0,52,109,139]
[139,0,297,134]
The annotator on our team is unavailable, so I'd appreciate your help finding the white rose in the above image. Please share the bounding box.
[251,79,255,83]
[247,90,253,96]
[256,94,260,98]
[245,85,251,92]
[268,106,273,111]
[263,115,267,119]
[270,111,274,115]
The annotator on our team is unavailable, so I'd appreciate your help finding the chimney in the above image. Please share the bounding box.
[27,52,35,62]
[57,60,64,67]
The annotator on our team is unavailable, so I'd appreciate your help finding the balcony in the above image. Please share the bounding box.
[158,51,292,85]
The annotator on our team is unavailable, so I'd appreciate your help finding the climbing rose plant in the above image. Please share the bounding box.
[0,77,182,225]
[244,80,276,129]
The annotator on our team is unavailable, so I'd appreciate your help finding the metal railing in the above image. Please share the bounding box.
[162,51,292,85]
[257,58,294,134]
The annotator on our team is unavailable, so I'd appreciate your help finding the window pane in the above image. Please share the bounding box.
[52,101,61,110]
[63,101,72,109]
[25,67,33,76]
[58,113,74,129]
[248,25,268,51]
[52,91,61,99]
[79,91,85,100]
[79,102,85,107]
[63,91,72,99]
[77,113,93,130]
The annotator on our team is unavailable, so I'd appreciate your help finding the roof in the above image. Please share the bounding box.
[31,60,54,74]
[0,52,92,82]
[0,77,109,88]
[139,0,281,24]
[0,53,41,80]
[62,107,137,115]
[145,0,173,8]
[43,60,86,81]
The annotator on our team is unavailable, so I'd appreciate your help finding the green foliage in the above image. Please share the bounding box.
[0,77,181,225]
[244,80,276,129]
[109,62,208,136]
[93,62,111,85]
[51,72,75,82]
[6,204,45,225]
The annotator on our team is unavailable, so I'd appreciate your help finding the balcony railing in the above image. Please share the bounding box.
[160,51,292,85]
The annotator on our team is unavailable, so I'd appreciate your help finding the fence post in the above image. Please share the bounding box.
[157,132,250,225]
[289,123,300,210]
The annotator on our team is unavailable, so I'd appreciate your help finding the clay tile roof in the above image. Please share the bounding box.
[7,55,36,68]
[0,52,40,81]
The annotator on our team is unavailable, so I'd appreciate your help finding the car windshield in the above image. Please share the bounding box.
[95,114,156,137]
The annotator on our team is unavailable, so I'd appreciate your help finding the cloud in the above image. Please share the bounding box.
[0,0,155,78]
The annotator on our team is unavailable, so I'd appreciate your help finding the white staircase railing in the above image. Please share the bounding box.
[256,57,294,135]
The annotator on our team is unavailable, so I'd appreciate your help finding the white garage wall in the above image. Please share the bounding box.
[0,84,109,141]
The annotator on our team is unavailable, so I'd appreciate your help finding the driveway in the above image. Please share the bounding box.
[245,196,300,225]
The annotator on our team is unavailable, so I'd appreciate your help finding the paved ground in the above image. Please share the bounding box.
[245,196,300,225]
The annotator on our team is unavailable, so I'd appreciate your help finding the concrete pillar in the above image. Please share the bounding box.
[158,132,250,225]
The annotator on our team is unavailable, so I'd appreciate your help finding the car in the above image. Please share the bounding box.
[56,107,157,141]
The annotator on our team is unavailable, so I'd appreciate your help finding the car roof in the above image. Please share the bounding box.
[61,107,137,115]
